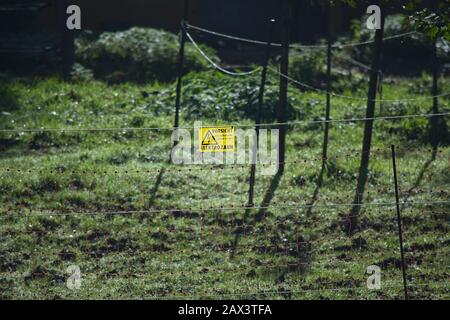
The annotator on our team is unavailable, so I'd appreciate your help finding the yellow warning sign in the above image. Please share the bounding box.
[199,126,235,152]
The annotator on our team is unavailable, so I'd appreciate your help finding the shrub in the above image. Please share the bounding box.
[345,14,450,75]
[70,63,94,82]
[288,50,327,89]
[377,100,449,146]
[180,70,284,122]
[75,27,219,83]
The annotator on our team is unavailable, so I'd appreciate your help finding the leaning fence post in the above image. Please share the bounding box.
[247,19,275,207]
[348,12,385,233]
[391,144,409,300]
[173,0,190,134]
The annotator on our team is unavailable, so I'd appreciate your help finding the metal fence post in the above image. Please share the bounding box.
[391,144,409,300]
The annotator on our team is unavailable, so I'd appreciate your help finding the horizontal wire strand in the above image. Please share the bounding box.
[186,23,419,49]
[1,112,449,133]
[5,201,448,217]
[186,31,261,76]
[269,66,450,101]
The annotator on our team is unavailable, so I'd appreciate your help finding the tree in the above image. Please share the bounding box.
[405,0,449,150]
[404,0,450,40]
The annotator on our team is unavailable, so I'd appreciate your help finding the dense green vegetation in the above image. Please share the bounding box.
[0,19,449,299]
[75,28,219,83]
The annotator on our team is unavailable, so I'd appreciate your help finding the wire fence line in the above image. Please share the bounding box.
[186,23,419,50]
[270,67,450,102]
[332,52,373,72]
[2,207,447,300]
[5,200,448,217]
[185,32,450,102]
[185,30,262,76]
[1,112,449,134]
[2,161,446,299]
[2,18,449,302]
[2,32,448,134]
[0,145,437,174]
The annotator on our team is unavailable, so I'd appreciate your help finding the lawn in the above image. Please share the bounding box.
[0,69,448,299]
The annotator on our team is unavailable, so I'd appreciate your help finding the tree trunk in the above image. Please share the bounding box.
[347,15,385,235]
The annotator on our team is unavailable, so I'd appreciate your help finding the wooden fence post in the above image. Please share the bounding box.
[173,0,190,133]
[278,0,291,173]
[348,11,385,234]
[247,19,276,208]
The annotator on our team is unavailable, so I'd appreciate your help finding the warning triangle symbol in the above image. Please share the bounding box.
[202,130,218,146]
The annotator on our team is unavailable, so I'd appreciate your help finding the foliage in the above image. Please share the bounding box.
[404,0,450,40]
[0,81,20,113]
[288,50,327,89]
[345,14,449,75]
[0,0,449,299]
[181,70,280,122]
[70,63,94,82]
[0,74,448,299]
[75,27,219,83]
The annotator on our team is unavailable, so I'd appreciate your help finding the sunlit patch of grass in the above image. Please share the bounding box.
[0,74,448,299]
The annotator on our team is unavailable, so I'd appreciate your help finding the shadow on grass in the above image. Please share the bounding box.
[230,168,284,259]
[402,147,438,203]
[229,167,314,287]
[305,161,326,216]
[270,162,327,286]
[148,168,165,208]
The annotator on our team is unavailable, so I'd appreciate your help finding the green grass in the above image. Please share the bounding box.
[0,71,449,300]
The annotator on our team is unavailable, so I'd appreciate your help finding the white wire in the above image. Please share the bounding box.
[333,31,419,49]
[333,53,373,71]
[186,31,261,76]
[187,24,449,102]
[1,113,449,133]
[187,23,419,49]
[270,67,450,102]
[10,200,449,217]
[187,23,281,47]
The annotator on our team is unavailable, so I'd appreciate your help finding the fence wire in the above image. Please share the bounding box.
[0,146,448,299]
[1,15,449,301]
[186,23,419,50]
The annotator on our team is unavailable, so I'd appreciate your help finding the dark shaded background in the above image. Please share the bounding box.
[0,0,369,43]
